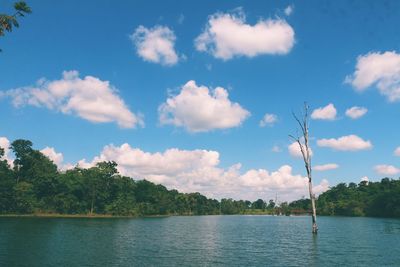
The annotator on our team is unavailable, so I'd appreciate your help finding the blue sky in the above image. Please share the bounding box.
[1,0,399,200]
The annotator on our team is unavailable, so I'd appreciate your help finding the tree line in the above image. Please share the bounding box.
[0,139,281,216]
[289,179,400,218]
[1,139,399,218]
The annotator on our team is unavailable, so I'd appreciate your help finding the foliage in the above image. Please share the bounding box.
[1,138,399,218]
[0,139,240,216]
[289,180,400,218]
[317,179,400,217]
[0,1,31,51]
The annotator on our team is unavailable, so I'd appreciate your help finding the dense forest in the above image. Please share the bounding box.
[290,179,400,218]
[0,139,276,216]
[0,139,399,218]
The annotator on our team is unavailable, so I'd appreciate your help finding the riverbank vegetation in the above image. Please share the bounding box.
[290,179,400,218]
[1,139,399,218]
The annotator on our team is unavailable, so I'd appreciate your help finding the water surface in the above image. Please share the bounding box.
[0,215,399,266]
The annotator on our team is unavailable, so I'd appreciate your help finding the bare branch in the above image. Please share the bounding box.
[288,134,299,142]
[292,111,305,135]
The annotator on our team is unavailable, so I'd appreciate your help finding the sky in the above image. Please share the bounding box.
[1,0,400,201]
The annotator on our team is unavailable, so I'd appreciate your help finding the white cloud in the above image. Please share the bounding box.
[284,5,294,16]
[271,145,282,153]
[0,137,13,165]
[311,103,337,120]
[130,25,179,66]
[159,80,250,132]
[314,163,339,171]
[72,143,328,201]
[72,159,92,170]
[40,147,64,166]
[374,164,400,176]
[345,106,368,119]
[317,135,372,151]
[2,71,143,128]
[195,9,295,60]
[394,146,400,156]
[0,137,10,155]
[288,141,313,158]
[259,113,278,127]
[345,51,400,102]
[313,179,330,195]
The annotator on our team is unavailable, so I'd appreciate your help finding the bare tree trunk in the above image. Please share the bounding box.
[90,199,94,215]
[90,186,96,215]
[290,103,318,234]
[308,178,318,233]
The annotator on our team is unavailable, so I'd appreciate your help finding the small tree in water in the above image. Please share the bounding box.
[290,103,318,234]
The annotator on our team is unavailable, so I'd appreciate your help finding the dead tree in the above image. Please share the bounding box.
[290,103,318,234]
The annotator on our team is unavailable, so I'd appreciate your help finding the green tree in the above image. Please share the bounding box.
[4,138,400,218]
[313,178,400,218]
[252,199,266,210]
[0,1,31,51]
[10,139,60,211]
[105,176,137,216]
[11,139,33,183]
[267,199,276,209]
[0,148,15,213]
[82,161,118,214]
[53,169,87,214]
[14,181,36,213]
[11,139,58,211]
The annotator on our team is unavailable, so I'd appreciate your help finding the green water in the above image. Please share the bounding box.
[0,215,399,266]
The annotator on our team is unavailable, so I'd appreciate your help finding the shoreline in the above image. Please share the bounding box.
[0,213,308,219]
[0,213,139,219]
[0,214,397,219]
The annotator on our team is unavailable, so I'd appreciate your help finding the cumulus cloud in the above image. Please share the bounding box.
[288,141,313,158]
[195,9,295,60]
[40,147,64,166]
[311,103,337,120]
[313,179,330,195]
[284,5,294,16]
[314,163,339,171]
[345,106,368,119]
[2,71,142,128]
[159,80,250,132]
[374,164,400,176]
[394,147,400,156]
[72,143,328,201]
[345,51,400,102]
[259,113,278,127]
[130,25,179,66]
[317,135,372,151]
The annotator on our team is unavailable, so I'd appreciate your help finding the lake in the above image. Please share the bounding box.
[0,215,399,266]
